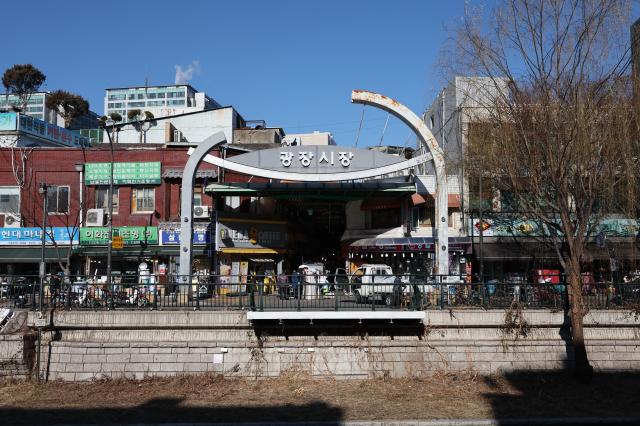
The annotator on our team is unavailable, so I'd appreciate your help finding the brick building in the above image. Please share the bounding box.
[0,145,218,277]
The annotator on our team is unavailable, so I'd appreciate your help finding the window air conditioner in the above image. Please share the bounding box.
[4,214,21,228]
[86,208,105,227]
[193,206,210,219]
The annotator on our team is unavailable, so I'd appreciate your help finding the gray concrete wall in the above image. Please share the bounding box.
[21,309,640,382]
[0,334,35,379]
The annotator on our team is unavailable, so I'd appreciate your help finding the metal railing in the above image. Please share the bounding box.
[1,274,639,311]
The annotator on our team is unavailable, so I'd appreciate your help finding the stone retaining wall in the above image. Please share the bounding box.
[26,309,640,381]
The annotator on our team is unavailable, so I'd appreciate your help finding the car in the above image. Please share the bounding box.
[349,264,409,306]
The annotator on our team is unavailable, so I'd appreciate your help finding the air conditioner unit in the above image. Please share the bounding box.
[193,206,211,219]
[86,208,105,227]
[3,214,21,228]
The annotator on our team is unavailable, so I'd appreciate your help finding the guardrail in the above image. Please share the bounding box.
[0,274,638,311]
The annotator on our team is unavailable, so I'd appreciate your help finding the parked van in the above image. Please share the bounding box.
[350,264,408,306]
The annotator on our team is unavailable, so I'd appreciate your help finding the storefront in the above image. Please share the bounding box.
[215,217,289,287]
[0,227,79,276]
[347,237,471,276]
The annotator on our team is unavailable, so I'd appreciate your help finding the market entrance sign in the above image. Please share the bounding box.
[80,226,158,245]
[85,162,161,185]
[191,145,431,182]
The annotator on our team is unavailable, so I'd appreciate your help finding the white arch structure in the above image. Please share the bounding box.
[179,91,449,282]
[350,90,448,275]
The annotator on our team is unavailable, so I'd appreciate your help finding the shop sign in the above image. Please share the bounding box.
[160,229,210,245]
[225,146,405,174]
[17,114,87,147]
[471,217,640,238]
[216,219,287,250]
[0,227,78,246]
[0,112,17,131]
[85,162,161,185]
[80,226,158,245]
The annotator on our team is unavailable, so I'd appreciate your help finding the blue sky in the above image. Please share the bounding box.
[2,1,464,146]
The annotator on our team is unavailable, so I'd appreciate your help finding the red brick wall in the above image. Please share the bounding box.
[0,146,219,228]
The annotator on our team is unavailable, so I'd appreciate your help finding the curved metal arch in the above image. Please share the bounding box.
[351,90,449,274]
[179,132,228,282]
[193,149,432,182]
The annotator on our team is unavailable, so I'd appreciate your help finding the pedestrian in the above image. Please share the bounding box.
[248,272,256,311]
[291,270,301,299]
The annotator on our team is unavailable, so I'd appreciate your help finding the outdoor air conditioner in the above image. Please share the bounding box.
[3,214,20,228]
[193,206,211,219]
[86,208,105,227]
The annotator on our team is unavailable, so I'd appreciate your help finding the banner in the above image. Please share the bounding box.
[85,162,161,185]
[80,227,158,245]
[0,227,78,246]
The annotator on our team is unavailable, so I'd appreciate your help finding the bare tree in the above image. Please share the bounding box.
[444,0,640,382]
[45,90,90,128]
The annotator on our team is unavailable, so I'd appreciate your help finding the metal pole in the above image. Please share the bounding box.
[106,128,115,309]
[479,171,484,285]
[39,184,47,310]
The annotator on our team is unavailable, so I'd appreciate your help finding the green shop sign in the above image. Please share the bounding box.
[80,227,158,245]
[85,162,161,185]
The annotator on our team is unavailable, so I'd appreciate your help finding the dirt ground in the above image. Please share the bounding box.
[1,371,639,424]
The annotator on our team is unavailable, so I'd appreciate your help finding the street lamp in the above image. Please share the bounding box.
[99,118,116,302]
[38,183,48,310]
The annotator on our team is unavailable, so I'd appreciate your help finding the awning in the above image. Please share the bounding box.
[0,247,75,263]
[220,248,284,254]
[474,242,557,260]
[162,168,217,179]
[360,197,403,211]
[414,194,462,208]
[76,245,210,257]
[247,258,275,263]
[349,237,471,252]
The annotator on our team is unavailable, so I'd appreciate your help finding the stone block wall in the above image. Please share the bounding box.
[29,309,640,381]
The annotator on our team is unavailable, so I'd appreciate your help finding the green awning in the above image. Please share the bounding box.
[0,247,74,263]
[205,180,415,198]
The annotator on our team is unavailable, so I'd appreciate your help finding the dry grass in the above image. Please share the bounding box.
[0,371,638,424]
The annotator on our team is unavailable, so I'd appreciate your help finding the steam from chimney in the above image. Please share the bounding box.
[174,60,201,84]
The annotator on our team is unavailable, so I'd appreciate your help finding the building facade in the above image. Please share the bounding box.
[104,85,220,121]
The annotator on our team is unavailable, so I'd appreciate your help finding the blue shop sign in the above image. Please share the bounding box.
[0,227,79,246]
[160,229,210,245]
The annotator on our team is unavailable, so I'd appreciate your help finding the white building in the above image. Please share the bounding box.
[105,107,240,145]
[104,84,220,120]
[0,92,99,129]
[282,131,335,146]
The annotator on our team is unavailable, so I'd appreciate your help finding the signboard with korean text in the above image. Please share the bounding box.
[111,235,124,249]
[80,226,158,245]
[160,229,210,245]
[470,217,640,238]
[17,114,87,147]
[0,227,78,246]
[216,219,288,250]
[85,162,161,185]
[225,146,405,175]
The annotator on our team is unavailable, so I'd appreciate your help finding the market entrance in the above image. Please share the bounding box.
[206,180,416,279]
[178,90,448,282]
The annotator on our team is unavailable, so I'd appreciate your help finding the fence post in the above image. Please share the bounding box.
[439,276,445,310]
[259,282,264,312]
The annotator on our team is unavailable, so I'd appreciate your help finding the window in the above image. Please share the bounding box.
[0,187,20,213]
[147,93,156,99]
[147,100,165,107]
[95,187,119,212]
[168,99,185,106]
[132,187,155,213]
[193,187,203,206]
[370,208,401,229]
[108,102,124,109]
[108,94,126,101]
[127,102,145,108]
[46,186,70,214]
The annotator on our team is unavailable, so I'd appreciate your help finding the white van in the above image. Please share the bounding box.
[350,264,408,306]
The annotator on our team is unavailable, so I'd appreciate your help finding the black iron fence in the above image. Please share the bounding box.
[1,274,639,311]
